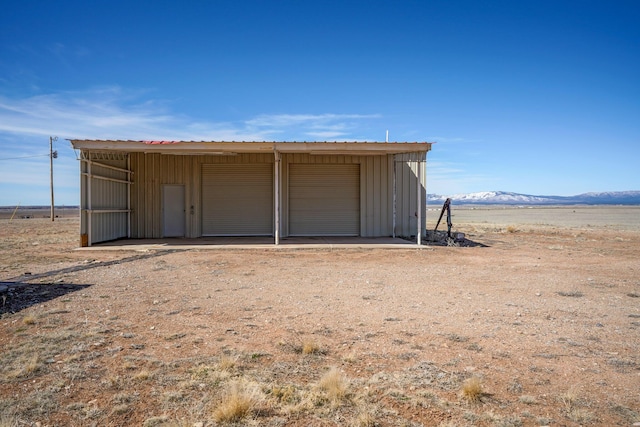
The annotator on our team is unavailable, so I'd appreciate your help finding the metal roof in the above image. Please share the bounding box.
[69,140,432,155]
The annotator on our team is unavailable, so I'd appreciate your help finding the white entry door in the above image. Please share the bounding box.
[163,184,185,237]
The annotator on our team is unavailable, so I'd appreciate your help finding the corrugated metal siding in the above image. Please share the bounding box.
[394,156,427,238]
[289,163,360,236]
[201,164,273,235]
[80,162,88,236]
[80,154,130,244]
[129,153,274,238]
[126,151,427,240]
[131,153,159,238]
[92,213,128,242]
[359,155,394,237]
[130,153,194,238]
[280,154,394,237]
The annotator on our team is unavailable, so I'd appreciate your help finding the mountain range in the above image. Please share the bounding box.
[427,191,640,205]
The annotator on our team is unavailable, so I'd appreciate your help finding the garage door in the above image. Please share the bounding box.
[289,164,360,236]
[202,164,273,236]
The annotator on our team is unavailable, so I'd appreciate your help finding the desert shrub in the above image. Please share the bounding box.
[217,355,236,371]
[22,315,37,325]
[568,408,594,424]
[302,340,321,355]
[317,367,349,405]
[461,377,483,403]
[213,381,259,423]
[518,395,537,405]
[133,369,151,381]
[0,413,18,427]
[557,290,584,297]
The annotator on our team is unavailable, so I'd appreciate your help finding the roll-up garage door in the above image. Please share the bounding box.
[202,164,273,236]
[289,164,360,236]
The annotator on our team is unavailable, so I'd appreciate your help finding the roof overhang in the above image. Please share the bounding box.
[68,140,432,155]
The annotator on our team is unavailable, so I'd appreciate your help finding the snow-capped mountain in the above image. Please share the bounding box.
[427,191,640,205]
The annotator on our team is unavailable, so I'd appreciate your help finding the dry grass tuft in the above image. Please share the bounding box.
[342,351,358,364]
[352,407,378,427]
[217,355,236,371]
[518,395,537,405]
[318,367,349,405]
[142,415,169,427]
[22,315,37,325]
[269,384,297,404]
[133,369,151,381]
[0,414,18,427]
[7,353,42,378]
[559,389,594,423]
[189,364,215,379]
[278,338,325,356]
[559,389,578,412]
[24,353,41,376]
[568,408,594,424]
[110,404,130,415]
[302,340,321,355]
[121,360,137,370]
[461,377,484,403]
[213,381,258,423]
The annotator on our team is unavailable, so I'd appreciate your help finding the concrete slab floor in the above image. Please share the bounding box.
[75,236,422,251]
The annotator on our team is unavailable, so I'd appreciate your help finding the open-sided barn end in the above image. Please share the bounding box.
[68,140,432,246]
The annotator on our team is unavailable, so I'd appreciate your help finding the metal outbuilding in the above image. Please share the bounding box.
[68,140,432,246]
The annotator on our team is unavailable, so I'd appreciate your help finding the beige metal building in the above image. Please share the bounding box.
[68,140,432,246]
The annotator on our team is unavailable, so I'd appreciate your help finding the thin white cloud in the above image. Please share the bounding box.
[0,88,381,142]
[305,131,349,139]
[244,113,382,141]
[0,87,385,204]
[1,87,158,136]
[245,113,380,128]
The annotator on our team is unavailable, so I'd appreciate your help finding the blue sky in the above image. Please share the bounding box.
[1,0,638,205]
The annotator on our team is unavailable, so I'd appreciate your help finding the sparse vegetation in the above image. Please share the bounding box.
[0,414,18,427]
[302,340,321,355]
[217,355,237,371]
[567,408,595,424]
[559,389,596,424]
[22,315,36,325]
[353,407,378,427]
[1,214,639,425]
[133,369,151,381]
[461,377,484,403]
[317,367,349,405]
[447,333,469,342]
[518,395,537,405]
[557,290,584,297]
[213,381,259,423]
[142,415,170,427]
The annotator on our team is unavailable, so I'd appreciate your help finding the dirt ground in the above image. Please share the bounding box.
[1,209,639,426]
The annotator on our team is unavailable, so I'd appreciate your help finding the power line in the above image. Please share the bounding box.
[0,154,51,161]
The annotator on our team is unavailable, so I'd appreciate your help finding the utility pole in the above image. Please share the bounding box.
[50,136,58,221]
